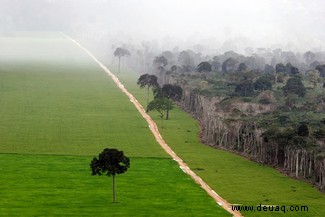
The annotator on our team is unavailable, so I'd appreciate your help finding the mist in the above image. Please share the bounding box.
[1,0,325,54]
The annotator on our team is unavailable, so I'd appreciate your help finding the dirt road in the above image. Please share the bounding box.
[63,33,242,217]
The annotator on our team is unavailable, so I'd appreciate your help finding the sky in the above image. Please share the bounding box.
[1,0,325,52]
[81,0,325,52]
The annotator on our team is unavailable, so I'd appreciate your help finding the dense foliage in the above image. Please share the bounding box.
[90,148,130,203]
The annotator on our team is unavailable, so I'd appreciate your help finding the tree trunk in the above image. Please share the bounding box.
[166,109,169,120]
[112,174,116,203]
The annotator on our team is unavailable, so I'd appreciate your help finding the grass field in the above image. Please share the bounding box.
[0,32,230,216]
[0,154,228,217]
[113,66,325,217]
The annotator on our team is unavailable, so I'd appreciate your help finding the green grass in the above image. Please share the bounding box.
[0,34,165,158]
[0,154,228,217]
[0,32,230,216]
[114,67,325,217]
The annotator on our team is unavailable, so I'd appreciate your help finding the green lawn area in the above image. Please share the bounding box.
[0,154,227,217]
[0,32,230,216]
[114,66,325,217]
[0,33,164,158]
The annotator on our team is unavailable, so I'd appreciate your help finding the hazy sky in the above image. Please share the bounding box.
[1,0,325,52]
[98,0,325,51]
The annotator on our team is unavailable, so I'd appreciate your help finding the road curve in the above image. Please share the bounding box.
[62,32,242,217]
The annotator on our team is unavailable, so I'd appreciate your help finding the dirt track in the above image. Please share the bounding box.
[62,33,242,217]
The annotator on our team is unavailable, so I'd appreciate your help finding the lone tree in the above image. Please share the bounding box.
[147,97,174,128]
[90,148,130,203]
[114,47,130,73]
[154,84,182,119]
[137,74,159,106]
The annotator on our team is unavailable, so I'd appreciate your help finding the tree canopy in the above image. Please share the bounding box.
[114,47,130,73]
[222,58,237,73]
[275,63,286,73]
[114,47,130,59]
[197,61,212,72]
[137,74,159,89]
[153,56,168,67]
[90,148,130,203]
[137,74,159,106]
[161,84,183,101]
[147,97,174,127]
[235,80,255,97]
[283,77,306,97]
[254,76,272,91]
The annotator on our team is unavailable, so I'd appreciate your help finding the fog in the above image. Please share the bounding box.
[1,0,325,53]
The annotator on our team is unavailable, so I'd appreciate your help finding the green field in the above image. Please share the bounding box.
[0,154,227,217]
[0,32,230,216]
[113,67,325,217]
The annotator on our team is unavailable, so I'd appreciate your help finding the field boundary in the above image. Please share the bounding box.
[61,32,241,217]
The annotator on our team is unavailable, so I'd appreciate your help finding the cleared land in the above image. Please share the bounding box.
[113,66,325,217]
[0,32,230,216]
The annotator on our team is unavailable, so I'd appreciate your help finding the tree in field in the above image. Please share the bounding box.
[161,84,183,101]
[114,47,131,73]
[137,74,159,106]
[283,77,306,97]
[90,148,130,203]
[197,61,212,73]
[147,97,174,128]
[153,84,182,119]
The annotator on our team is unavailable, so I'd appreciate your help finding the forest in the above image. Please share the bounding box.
[1,0,324,191]
[109,44,325,191]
